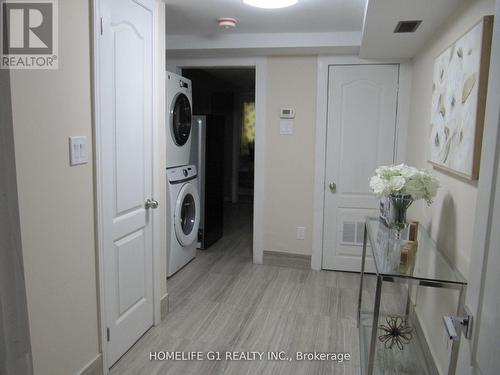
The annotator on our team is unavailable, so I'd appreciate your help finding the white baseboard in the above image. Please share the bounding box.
[77,354,103,375]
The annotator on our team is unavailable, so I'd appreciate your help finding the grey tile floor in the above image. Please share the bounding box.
[111,203,363,375]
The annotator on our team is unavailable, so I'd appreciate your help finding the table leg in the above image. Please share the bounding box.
[368,275,382,375]
[357,223,368,328]
[448,285,466,375]
[405,279,412,320]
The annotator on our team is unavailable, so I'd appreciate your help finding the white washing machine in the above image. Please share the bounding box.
[166,71,193,168]
[166,165,200,277]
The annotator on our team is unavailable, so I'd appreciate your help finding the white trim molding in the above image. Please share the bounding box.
[91,0,108,370]
[254,57,267,265]
[311,55,412,270]
[151,0,164,327]
[167,56,267,264]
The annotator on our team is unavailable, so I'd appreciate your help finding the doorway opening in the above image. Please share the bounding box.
[183,67,256,251]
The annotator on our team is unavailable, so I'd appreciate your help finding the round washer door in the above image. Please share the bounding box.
[170,93,192,146]
[174,182,200,246]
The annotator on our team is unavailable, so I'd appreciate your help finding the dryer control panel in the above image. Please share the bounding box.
[167,165,198,183]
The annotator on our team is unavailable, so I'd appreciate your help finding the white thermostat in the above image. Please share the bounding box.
[280,108,295,119]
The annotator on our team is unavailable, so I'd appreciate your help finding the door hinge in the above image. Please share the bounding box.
[100,17,103,35]
[106,327,110,342]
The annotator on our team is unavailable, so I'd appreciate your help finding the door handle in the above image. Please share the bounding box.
[443,316,459,340]
[145,199,159,209]
[443,306,473,340]
[329,182,337,193]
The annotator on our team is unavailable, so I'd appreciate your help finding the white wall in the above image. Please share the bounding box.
[1,70,33,375]
[263,56,317,256]
[9,1,100,374]
[473,114,500,373]
[406,0,495,373]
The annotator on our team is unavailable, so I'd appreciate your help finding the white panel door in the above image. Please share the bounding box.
[99,0,154,366]
[322,65,399,271]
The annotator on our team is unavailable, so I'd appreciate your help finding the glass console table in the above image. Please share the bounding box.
[357,217,467,375]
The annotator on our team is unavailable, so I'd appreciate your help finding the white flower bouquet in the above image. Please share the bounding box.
[369,164,439,205]
[369,164,439,230]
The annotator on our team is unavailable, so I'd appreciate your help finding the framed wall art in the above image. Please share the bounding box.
[429,16,493,180]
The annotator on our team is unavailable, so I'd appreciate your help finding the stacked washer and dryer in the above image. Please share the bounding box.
[166,72,200,277]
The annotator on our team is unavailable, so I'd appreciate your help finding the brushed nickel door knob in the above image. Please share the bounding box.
[145,199,159,209]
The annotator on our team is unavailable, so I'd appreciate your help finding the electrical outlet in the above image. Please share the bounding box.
[296,227,305,240]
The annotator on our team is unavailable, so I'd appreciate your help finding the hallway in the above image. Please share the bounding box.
[111,202,361,375]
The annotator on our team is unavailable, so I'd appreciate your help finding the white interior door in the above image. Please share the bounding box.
[322,64,399,271]
[99,0,154,366]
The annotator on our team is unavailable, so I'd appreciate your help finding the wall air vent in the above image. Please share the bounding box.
[394,20,422,33]
[341,221,366,246]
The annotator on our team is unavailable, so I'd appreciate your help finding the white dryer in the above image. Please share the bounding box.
[166,72,193,168]
[166,165,200,277]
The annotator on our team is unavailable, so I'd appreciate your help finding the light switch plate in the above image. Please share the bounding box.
[69,136,88,166]
[297,226,305,240]
[280,119,294,135]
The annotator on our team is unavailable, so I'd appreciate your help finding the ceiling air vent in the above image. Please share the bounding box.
[394,20,422,33]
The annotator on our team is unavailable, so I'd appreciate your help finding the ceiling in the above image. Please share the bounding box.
[166,0,468,59]
[360,0,466,59]
[166,0,367,35]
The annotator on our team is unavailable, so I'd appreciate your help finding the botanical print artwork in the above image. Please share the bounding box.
[429,20,485,178]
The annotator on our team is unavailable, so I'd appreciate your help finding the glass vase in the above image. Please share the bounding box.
[389,195,413,237]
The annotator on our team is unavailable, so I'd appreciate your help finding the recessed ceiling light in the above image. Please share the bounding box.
[243,0,298,9]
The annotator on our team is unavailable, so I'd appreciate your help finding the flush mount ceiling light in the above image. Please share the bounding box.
[243,0,298,9]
